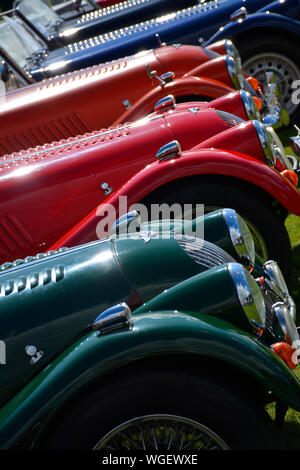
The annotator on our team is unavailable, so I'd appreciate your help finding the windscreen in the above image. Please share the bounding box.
[18,0,60,34]
[0,16,44,68]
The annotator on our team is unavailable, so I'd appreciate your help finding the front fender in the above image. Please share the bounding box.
[0,311,299,449]
[113,76,233,125]
[205,12,300,45]
[50,148,300,250]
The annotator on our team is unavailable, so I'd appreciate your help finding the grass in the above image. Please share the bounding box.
[269,126,300,449]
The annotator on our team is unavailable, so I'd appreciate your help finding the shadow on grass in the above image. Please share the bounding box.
[289,244,300,317]
[282,420,300,450]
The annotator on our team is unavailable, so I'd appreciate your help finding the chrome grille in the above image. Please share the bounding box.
[215,110,244,127]
[177,237,234,269]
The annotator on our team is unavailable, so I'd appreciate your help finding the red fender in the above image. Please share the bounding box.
[184,56,232,88]
[114,76,233,125]
[50,149,300,249]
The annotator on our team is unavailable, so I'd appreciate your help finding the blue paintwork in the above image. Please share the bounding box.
[19,0,300,80]
[206,11,300,45]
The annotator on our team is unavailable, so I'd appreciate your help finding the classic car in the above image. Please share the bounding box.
[205,1,300,121]
[11,0,199,46]
[1,0,298,120]
[0,101,298,275]
[0,211,298,449]
[0,0,296,82]
[0,42,283,154]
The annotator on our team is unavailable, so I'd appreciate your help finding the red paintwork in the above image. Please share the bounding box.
[0,45,235,154]
[192,120,266,160]
[50,149,300,249]
[0,105,297,263]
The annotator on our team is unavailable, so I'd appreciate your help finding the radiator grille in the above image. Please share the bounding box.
[177,236,234,269]
[215,110,244,127]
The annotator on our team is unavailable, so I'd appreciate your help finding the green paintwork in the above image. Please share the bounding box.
[134,265,253,333]
[0,209,298,449]
[0,311,299,449]
[0,235,217,407]
[139,209,238,259]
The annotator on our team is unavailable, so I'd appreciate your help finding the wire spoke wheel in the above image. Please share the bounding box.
[94,414,230,451]
[243,52,300,115]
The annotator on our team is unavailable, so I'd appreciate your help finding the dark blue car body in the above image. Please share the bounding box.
[16,0,198,47]
[2,0,299,81]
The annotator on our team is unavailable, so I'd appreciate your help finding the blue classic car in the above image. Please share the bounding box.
[12,0,199,47]
[1,0,299,117]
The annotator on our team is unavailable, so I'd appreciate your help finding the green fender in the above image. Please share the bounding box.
[0,311,299,449]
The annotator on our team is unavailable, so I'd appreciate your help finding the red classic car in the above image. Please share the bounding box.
[1,41,265,154]
[0,104,297,276]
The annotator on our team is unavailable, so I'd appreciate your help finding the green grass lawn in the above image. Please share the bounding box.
[269,127,300,449]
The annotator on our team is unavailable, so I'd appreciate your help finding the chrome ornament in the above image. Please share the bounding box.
[230,7,248,22]
[240,90,261,121]
[153,95,176,114]
[100,182,112,196]
[92,303,132,335]
[110,211,141,236]
[225,55,243,90]
[229,263,266,329]
[155,140,181,162]
[272,302,299,357]
[25,345,44,365]
[252,120,276,166]
[222,209,255,268]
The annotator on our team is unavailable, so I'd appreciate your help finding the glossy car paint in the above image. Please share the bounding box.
[25,0,299,80]
[206,6,300,47]
[0,252,299,449]
[51,147,300,250]
[0,45,235,154]
[18,0,199,46]
[0,108,271,262]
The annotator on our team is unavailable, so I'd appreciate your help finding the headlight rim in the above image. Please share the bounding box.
[252,120,276,166]
[225,55,243,90]
[272,301,299,348]
[240,89,261,121]
[229,262,266,331]
[222,208,255,268]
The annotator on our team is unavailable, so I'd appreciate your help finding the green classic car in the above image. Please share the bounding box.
[0,209,298,450]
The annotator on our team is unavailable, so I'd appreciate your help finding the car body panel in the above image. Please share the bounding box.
[50,148,300,250]
[206,11,300,46]
[0,309,299,449]
[53,0,198,45]
[0,45,234,154]
[25,0,299,80]
[0,108,261,263]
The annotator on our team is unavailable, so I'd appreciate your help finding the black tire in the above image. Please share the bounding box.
[41,361,282,450]
[141,176,291,277]
[235,33,300,123]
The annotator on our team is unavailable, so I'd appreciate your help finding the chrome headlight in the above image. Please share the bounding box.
[224,40,242,69]
[229,263,266,329]
[272,302,299,348]
[240,90,261,121]
[263,260,288,296]
[225,55,243,90]
[222,209,255,268]
[266,126,294,171]
[252,120,276,166]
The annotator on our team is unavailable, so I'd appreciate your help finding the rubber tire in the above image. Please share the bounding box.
[235,33,300,123]
[40,361,282,450]
[141,176,291,278]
